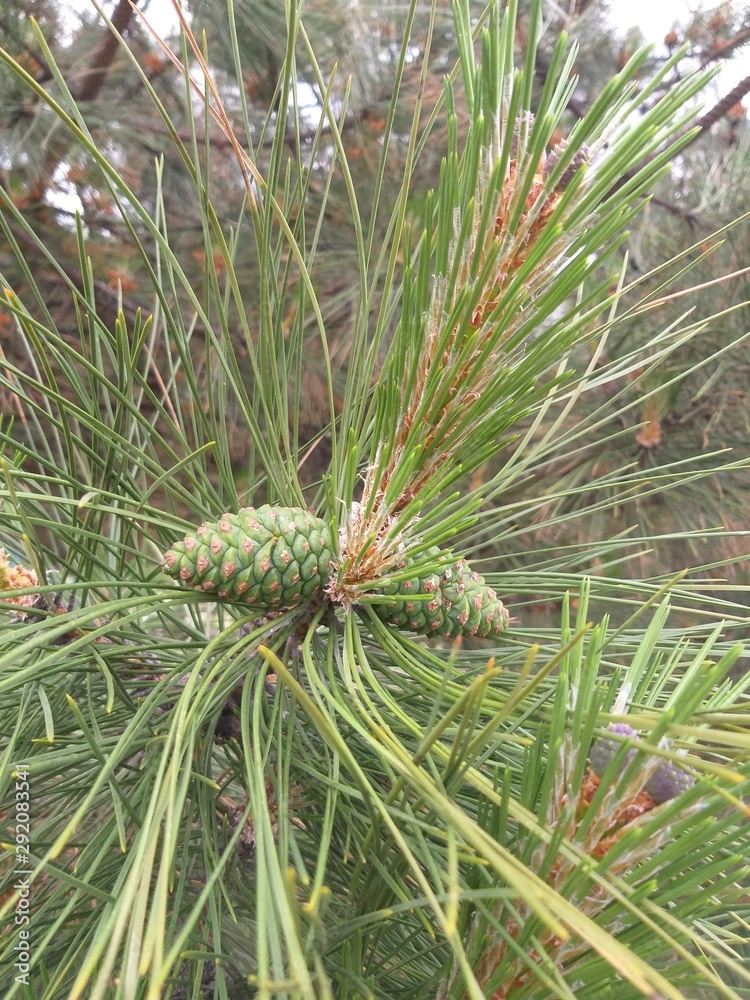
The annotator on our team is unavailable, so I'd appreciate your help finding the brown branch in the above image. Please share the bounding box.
[608,74,750,200]
[644,27,750,109]
[118,95,390,153]
[693,73,750,134]
[71,0,138,102]
[1,204,141,322]
[699,25,750,69]
[648,195,699,227]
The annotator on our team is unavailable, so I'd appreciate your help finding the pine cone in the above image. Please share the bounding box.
[589,723,638,776]
[373,547,509,638]
[543,139,590,190]
[590,725,695,804]
[645,759,695,803]
[162,506,334,610]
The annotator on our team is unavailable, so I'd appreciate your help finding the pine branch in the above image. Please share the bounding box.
[607,74,750,202]
[699,24,750,68]
[23,0,140,205]
[0,14,53,84]
[0,4,748,997]
[694,72,750,133]
[70,0,138,102]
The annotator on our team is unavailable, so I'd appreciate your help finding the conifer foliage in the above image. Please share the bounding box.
[0,2,748,998]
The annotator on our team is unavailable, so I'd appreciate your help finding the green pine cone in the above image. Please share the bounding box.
[162,505,334,610]
[373,548,508,638]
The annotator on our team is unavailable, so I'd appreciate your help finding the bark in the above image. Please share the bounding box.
[71,0,138,102]
[694,73,750,134]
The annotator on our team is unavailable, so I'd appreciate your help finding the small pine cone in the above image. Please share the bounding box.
[543,139,590,190]
[645,759,695,804]
[162,505,334,610]
[372,548,508,638]
[589,723,639,776]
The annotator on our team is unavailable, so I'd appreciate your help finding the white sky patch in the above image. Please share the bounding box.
[608,0,696,40]
[608,0,750,93]
[47,164,85,227]
[52,0,750,154]
[65,0,182,41]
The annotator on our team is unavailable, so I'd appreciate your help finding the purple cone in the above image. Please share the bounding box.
[543,140,590,190]
[589,723,639,776]
[645,759,695,804]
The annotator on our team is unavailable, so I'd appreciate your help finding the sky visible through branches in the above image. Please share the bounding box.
[49,0,750,225]
[66,0,750,71]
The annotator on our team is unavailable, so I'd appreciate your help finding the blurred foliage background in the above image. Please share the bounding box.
[1,0,749,604]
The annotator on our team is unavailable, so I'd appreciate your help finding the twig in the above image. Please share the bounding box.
[118,114,342,151]
[648,195,699,227]
[699,26,750,69]
[609,74,750,199]
[0,15,53,84]
[3,211,141,320]
[693,73,750,133]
